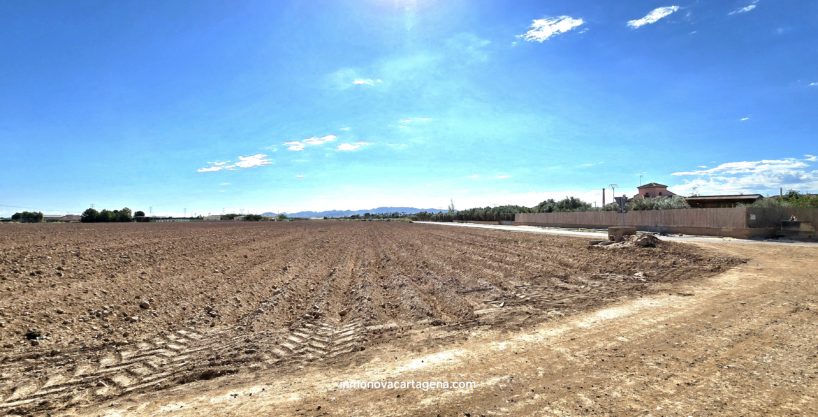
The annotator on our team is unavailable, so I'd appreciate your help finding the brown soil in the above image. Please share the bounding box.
[0,221,741,416]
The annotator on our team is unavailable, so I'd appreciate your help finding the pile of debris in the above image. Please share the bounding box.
[589,233,661,249]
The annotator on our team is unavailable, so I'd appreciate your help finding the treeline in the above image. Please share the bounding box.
[11,211,44,223]
[533,197,593,213]
[623,195,689,211]
[414,205,532,222]
[219,213,269,221]
[753,190,818,208]
[415,195,692,222]
[345,212,422,220]
[81,207,142,223]
[413,197,599,222]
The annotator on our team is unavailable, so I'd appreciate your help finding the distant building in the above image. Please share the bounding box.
[635,182,676,199]
[203,215,221,221]
[685,194,764,209]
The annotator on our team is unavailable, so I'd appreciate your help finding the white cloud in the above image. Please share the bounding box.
[627,6,680,29]
[329,69,384,89]
[339,127,351,131]
[740,116,751,121]
[670,156,818,195]
[673,158,808,177]
[233,154,272,169]
[398,117,433,128]
[328,53,438,93]
[197,155,272,173]
[518,16,584,42]
[197,161,229,173]
[729,1,759,15]
[295,174,305,180]
[337,142,369,151]
[577,162,601,168]
[809,82,818,87]
[284,135,337,151]
[496,175,512,180]
[303,135,337,145]
[352,78,382,86]
[284,141,305,151]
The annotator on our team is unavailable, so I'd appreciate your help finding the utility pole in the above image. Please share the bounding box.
[639,174,643,186]
[610,184,620,214]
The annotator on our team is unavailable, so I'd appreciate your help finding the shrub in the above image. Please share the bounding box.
[602,202,621,211]
[534,197,593,213]
[779,190,818,208]
[11,211,43,223]
[628,196,689,211]
[750,198,787,208]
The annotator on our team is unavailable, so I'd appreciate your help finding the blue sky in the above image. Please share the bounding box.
[1,0,817,216]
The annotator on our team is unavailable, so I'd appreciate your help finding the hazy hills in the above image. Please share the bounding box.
[261,207,444,218]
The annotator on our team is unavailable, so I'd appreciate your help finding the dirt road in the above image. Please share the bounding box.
[2,222,815,416]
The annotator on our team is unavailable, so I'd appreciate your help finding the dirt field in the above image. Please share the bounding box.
[0,221,743,416]
[103,236,816,417]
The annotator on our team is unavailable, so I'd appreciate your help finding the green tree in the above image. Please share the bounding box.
[99,209,114,222]
[602,202,621,211]
[81,208,100,223]
[534,197,593,213]
[11,211,43,223]
[534,199,557,213]
[778,190,818,208]
[117,207,133,222]
[629,196,689,211]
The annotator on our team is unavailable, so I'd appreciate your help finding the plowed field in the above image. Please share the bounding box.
[0,221,740,415]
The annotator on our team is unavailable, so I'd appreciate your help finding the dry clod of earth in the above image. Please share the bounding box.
[0,221,743,416]
[590,233,662,249]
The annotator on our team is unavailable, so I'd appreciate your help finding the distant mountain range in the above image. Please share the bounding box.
[261,207,444,218]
